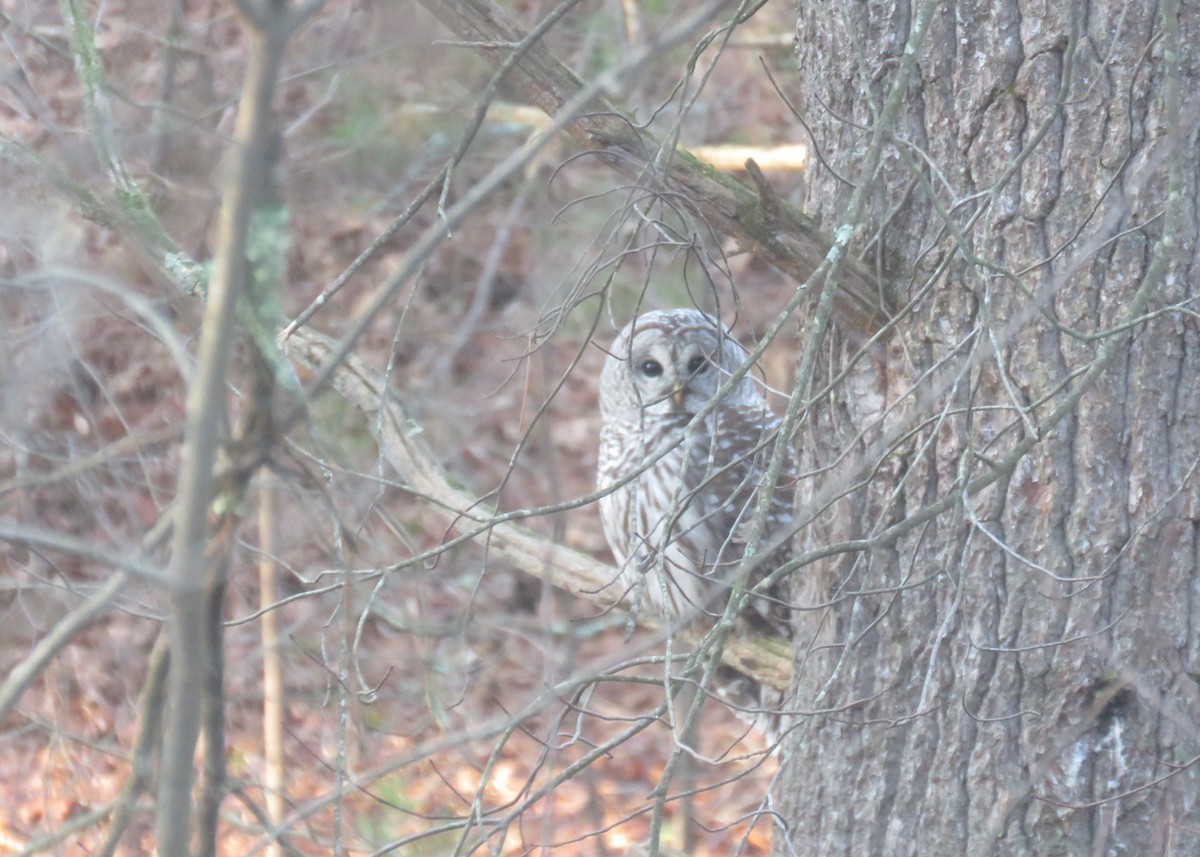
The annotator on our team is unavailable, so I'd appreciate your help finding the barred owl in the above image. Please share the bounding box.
[596,308,796,733]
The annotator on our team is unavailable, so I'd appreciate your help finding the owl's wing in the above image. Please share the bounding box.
[685,406,796,629]
[698,406,795,548]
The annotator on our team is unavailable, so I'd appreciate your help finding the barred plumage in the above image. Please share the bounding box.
[596,308,796,737]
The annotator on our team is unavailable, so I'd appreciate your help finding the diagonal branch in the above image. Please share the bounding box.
[416,0,892,335]
[285,327,793,691]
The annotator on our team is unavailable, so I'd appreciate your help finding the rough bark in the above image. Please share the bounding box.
[774,0,1199,854]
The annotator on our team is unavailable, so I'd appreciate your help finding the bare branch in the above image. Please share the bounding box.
[0,570,130,722]
[416,0,891,336]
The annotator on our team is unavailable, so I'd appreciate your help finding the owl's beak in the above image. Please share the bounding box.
[672,386,685,407]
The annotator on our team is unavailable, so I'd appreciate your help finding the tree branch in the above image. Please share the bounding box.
[416,0,891,336]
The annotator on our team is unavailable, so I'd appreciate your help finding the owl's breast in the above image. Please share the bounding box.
[596,413,749,617]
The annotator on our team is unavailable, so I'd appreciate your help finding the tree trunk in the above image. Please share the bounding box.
[776,0,1199,854]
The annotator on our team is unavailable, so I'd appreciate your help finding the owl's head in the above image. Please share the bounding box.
[599,308,765,420]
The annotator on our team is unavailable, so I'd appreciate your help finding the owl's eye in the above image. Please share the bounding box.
[686,354,708,375]
[638,359,664,378]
